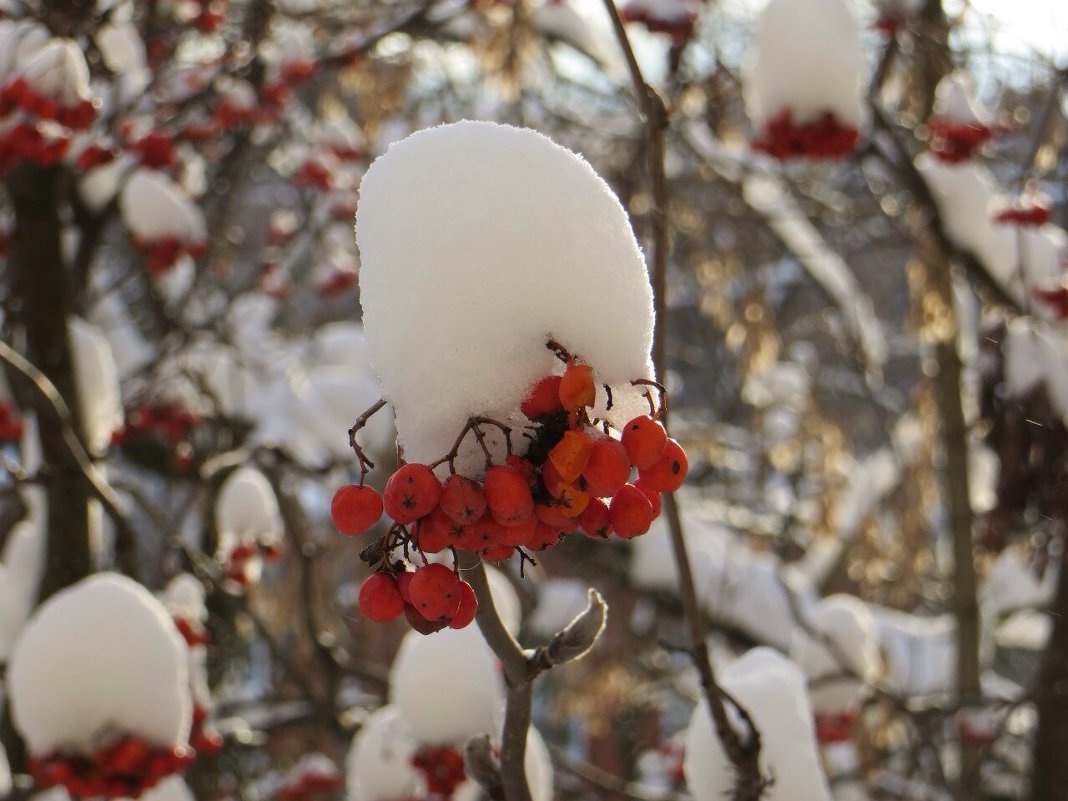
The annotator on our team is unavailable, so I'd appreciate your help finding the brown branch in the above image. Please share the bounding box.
[598,2,766,798]
[0,338,140,580]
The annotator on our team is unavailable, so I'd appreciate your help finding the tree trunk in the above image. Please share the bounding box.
[7,163,93,602]
[1030,550,1068,801]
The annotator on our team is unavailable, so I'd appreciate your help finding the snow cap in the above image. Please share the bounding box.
[684,647,831,801]
[9,573,191,754]
[744,0,864,130]
[356,121,655,475]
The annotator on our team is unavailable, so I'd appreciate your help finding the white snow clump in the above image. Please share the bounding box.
[9,573,191,754]
[356,121,654,475]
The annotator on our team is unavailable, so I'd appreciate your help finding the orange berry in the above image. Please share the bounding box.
[556,483,589,518]
[548,429,595,483]
[621,416,667,470]
[535,502,573,529]
[633,478,662,517]
[559,362,596,411]
[637,438,688,492]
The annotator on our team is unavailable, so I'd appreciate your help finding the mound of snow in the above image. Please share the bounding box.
[345,706,421,801]
[214,467,283,548]
[356,121,654,475]
[70,317,123,456]
[684,647,830,801]
[743,0,864,131]
[790,594,881,714]
[0,517,46,661]
[9,573,191,754]
[389,624,504,744]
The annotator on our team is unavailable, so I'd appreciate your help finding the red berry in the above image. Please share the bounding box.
[396,570,414,603]
[497,513,537,547]
[460,513,507,552]
[535,502,573,529]
[582,437,631,497]
[411,507,455,553]
[637,438,688,492]
[383,463,442,524]
[440,474,487,525]
[609,484,655,538]
[408,563,463,620]
[483,464,534,526]
[528,522,563,550]
[330,484,383,535]
[482,543,515,560]
[521,375,564,418]
[358,572,404,621]
[447,581,477,629]
[577,496,612,538]
[633,478,662,517]
[621,416,667,470]
[548,429,595,483]
[559,362,596,410]
[405,603,450,635]
[555,483,589,519]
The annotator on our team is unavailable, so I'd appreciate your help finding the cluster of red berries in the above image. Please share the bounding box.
[620,3,697,43]
[332,351,688,633]
[814,710,856,745]
[926,118,992,163]
[113,401,202,471]
[752,109,860,161]
[993,203,1050,227]
[186,0,229,33]
[874,13,905,38]
[276,763,342,801]
[173,615,210,647]
[315,268,358,298]
[189,703,224,756]
[411,745,467,799]
[30,738,194,799]
[132,234,209,275]
[261,60,320,109]
[0,77,94,171]
[223,539,283,588]
[0,401,24,443]
[1032,285,1068,320]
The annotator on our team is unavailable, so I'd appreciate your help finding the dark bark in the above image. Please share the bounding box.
[1031,550,1068,801]
[7,163,93,602]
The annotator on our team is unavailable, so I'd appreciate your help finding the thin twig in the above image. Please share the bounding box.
[598,2,765,797]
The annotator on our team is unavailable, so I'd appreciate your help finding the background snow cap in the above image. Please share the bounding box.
[214,466,283,549]
[744,0,864,130]
[684,647,831,801]
[9,573,191,754]
[356,121,655,475]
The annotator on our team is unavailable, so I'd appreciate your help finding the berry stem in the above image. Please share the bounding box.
[347,398,387,483]
[431,416,514,474]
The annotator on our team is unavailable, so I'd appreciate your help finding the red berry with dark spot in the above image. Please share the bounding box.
[637,438,688,492]
[408,563,463,620]
[405,603,450,635]
[621,416,667,470]
[528,522,563,550]
[440,474,487,525]
[358,572,404,621]
[582,437,631,497]
[460,513,507,552]
[609,484,655,538]
[536,502,573,529]
[449,581,478,628]
[483,464,534,526]
[577,496,612,538]
[330,484,383,535]
[412,507,456,553]
[383,463,442,523]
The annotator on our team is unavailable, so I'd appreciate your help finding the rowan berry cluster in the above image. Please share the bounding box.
[0,401,24,443]
[752,109,860,160]
[993,203,1050,227]
[331,343,688,634]
[619,3,697,44]
[29,737,194,799]
[0,77,94,170]
[926,118,992,163]
[410,744,467,799]
[112,401,202,472]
